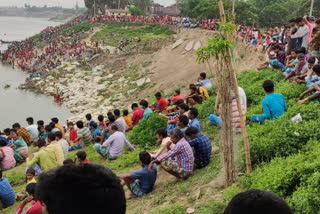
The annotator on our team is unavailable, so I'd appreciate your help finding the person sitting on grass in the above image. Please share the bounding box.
[16,168,37,201]
[131,103,144,126]
[55,131,69,160]
[74,151,90,164]
[251,80,287,123]
[98,115,107,129]
[151,128,172,158]
[185,84,202,106]
[15,183,42,214]
[224,189,293,214]
[168,89,183,104]
[91,122,101,142]
[12,123,31,146]
[196,84,209,100]
[46,133,64,166]
[198,72,212,89]
[27,138,57,173]
[35,164,126,214]
[69,121,91,151]
[10,129,28,161]
[300,65,320,98]
[123,110,133,131]
[152,92,168,112]
[67,122,78,146]
[85,113,95,131]
[177,115,189,135]
[114,109,127,133]
[38,125,47,140]
[26,117,39,145]
[0,139,16,171]
[140,100,153,120]
[149,128,194,181]
[185,127,211,169]
[188,107,201,133]
[93,125,135,160]
[51,118,65,138]
[119,151,157,199]
[284,53,308,82]
[0,169,15,212]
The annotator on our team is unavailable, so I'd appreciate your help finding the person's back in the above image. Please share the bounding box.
[26,124,39,142]
[47,134,64,166]
[262,93,286,119]
[58,138,69,159]
[77,127,92,145]
[36,164,126,214]
[132,107,143,125]
[116,117,127,133]
[0,146,16,170]
[131,163,157,194]
[0,175,15,209]
[107,131,131,158]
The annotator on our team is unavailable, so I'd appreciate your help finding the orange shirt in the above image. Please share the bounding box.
[123,116,133,129]
[55,123,65,138]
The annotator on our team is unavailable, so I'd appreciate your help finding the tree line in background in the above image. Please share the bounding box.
[177,0,320,27]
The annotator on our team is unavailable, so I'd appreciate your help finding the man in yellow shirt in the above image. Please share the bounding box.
[46,133,64,166]
[196,84,209,100]
[27,138,57,172]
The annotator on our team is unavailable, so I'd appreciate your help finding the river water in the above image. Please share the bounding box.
[0,16,73,130]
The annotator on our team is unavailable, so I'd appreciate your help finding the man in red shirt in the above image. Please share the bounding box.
[131,103,144,126]
[168,89,183,103]
[155,92,168,112]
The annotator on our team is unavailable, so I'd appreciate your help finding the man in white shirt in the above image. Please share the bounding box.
[26,117,39,144]
[113,109,127,133]
[238,87,247,113]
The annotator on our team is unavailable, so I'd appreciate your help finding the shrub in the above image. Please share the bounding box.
[150,204,186,214]
[127,114,167,147]
[240,101,320,167]
[241,140,320,199]
[195,96,216,121]
[63,21,90,33]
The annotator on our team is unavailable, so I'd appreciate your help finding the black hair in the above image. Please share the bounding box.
[289,18,296,23]
[174,99,184,106]
[0,169,2,179]
[111,124,118,131]
[139,100,149,108]
[67,122,74,126]
[224,189,293,214]
[123,110,129,116]
[48,133,56,141]
[189,107,199,118]
[38,138,46,148]
[131,103,138,110]
[76,121,84,129]
[178,103,190,112]
[155,92,161,97]
[91,122,98,129]
[200,72,206,79]
[156,128,168,138]
[36,164,126,214]
[272,43,280,50]
[45,125,52,132]
[37,120,44,126]
[10,128,17,134]
[313,64,320,75]
[189,84,197,91]
[98,115,104,122]
[26,167,36,175]
[55,131,63,139]
[12,123,21,129]
[3,128,10,135]
[185,126,199,136]
[49,122,56,129]
[316,19,320,25]
[308,56,316,64]
[26,117,34,124]
[108,115,116,123]
[139,151,151,165]
[175,89,181,94]
[26,183,37,196]
[0,140,6,147]
[107,112,113,117]
[63,159,74,165]
[262,80,274,93]
[85,114,92,120]
[295,17,303,23]
[168,128,184,139]
[179,115,189,126]
[51,117,59,123]
[113,109,121,117]
[76,151,87,161]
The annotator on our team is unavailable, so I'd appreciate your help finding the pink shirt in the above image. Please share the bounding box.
[0,147,16,170]
[306,21,313,45]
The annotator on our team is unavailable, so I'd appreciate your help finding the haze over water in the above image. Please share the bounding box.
[0,16,73,130]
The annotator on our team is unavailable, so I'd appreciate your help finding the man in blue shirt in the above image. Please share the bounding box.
[85,113,96,131]
[185,127,212,169]
[0,170,15,210]
[198,72,212,89]
[188,107,201,133]
[251,80,287,123]
[119,151,157,199]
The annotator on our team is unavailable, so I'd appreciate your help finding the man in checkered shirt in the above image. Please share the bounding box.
[149,128,194,180]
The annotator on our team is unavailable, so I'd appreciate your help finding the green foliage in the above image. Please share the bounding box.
[127,114,167,147]
[195,95,216,120]
[129,6,145,15]
[195,201,226,213]
[63,21,90,33]
[222,183,244,202]
[240,140,320,213]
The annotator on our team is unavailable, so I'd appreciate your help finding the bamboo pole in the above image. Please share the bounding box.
[218,0,252,173]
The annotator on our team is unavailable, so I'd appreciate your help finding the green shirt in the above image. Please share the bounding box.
[27,147,57,172]
[143,108,153,120]
[13,138,27,149]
